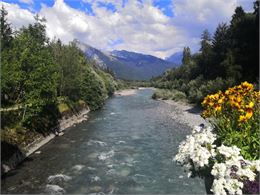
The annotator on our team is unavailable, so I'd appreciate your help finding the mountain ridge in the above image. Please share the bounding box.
[75,40,178,80]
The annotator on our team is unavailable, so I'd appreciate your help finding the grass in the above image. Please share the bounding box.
[152,89,187,102]
[58,103,70,114]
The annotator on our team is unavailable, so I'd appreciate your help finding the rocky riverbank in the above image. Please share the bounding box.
[1,108,90,175]
[162,100,209,128]
[114,89,137,96]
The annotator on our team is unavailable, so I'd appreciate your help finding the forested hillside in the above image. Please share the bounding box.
[151,2,259,103]
[1,7,118,147]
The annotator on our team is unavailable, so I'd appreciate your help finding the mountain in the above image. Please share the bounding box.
[75,40,177,80]
[166,51,183,65]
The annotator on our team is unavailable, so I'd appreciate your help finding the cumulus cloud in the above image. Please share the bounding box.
[38,0,189,58]
[172,0,255,39]
[1,2,34,30]
[0,0,255,58]
[172,0,238,36]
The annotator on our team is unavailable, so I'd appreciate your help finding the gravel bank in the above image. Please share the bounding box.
[114,89,137,96]
[163,100,209,128]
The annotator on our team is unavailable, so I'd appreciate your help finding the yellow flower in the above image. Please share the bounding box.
[214,105,221,112]
[245,107,253,118]
[239,115,247,122]
[218,98,223,104]
[247,101,254,108]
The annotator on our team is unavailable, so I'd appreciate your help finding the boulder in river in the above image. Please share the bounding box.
[45,184,65,195]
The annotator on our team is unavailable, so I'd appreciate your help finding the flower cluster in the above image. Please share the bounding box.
[201,81,259,123]
[201,81,259,160]
[174,125,216,176]
[211,145,259,195]
[174,125,260,195]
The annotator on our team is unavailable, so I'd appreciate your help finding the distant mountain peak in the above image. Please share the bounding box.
[75,40,178,80]
[166,51,183,65]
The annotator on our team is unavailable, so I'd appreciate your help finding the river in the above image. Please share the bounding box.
[1,89,205,194]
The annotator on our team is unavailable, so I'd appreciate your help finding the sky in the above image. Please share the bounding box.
[0,0,255,59]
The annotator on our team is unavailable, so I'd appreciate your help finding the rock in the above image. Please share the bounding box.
[98,150,114,161]
[119,168,131,177]
[2,164,11,173]
[72,164,85,172]
[45,184,65,194]
[90,176,101,182]
[47,174,71,185]
[35,151,41,154]
[87,153,99,159]
[89,185,102,192]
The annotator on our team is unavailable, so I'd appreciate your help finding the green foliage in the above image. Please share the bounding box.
[182,47,192,65]
[97,70,118,96]
[0,5,12,51]
[80,68,107,110]
[1,7,117,147]
[152,89,186,101]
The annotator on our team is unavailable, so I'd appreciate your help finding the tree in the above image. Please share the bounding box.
[0,5,12,51]
[231,6,245,27]
[211,23,231,78]
[198,29,213,79]
[230,5,259,82]
[200,29,211,53]
[182,47,191,65]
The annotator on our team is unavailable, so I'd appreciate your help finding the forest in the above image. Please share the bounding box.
[151,2,259,104]
[1,6,118,147]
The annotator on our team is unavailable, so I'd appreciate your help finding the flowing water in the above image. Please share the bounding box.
[1,89,205,194]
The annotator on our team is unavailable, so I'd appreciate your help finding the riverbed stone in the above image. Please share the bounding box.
[89,185,102,192]
[119,168,131,177]
[87,152,99,159]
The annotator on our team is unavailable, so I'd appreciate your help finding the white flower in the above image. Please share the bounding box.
[211,163,227,178]
[218,145,241,159]
[175,125,216,171]
[175,124,258,195]
[252,160,260,172]
[237,167,256,181]
[225,179,243,195]
[192,125,203,133]
[211,178,227,195]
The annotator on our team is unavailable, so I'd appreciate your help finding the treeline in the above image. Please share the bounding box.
[152,2,259,103]
[1,6,118,144]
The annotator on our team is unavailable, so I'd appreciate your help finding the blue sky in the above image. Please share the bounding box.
[1,0,255,58]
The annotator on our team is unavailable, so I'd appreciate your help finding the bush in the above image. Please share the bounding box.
[80,69,107,110]
[152,89,186,101]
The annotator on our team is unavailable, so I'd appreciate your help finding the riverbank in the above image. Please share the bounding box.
[114,89,137,96]
[162,100,208,128]
[1,107,90,174]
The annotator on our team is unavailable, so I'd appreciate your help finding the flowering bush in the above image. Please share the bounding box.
[175,125,260,195]
[201,81,260,160]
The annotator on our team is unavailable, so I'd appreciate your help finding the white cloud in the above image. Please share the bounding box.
[172,0,255,36]
[172,0,238,36]
[37,0,189,58]
[0,0,255,58]
[0,2,34,30]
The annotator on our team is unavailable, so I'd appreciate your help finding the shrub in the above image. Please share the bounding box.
[152,89,186,101]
